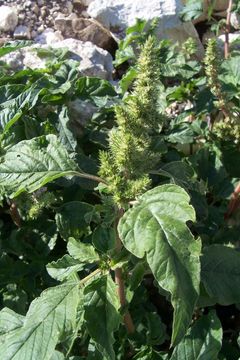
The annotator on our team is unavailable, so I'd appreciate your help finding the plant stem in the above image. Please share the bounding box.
[115,208,135,334]
[224,0,233,59]
[225,182,240,219]
[9,201,21,227]
[79,268,102,286]
[73,171,107,185]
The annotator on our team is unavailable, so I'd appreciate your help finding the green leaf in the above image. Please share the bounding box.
[119,66,138,94]
[76,77,117,100]
[133,346,168,360]
[56,202,93,240]
[67,237,99,263]
[118,184,201,345]
[47,254,84,281]
[0,308,24,335]
[58,106,77,152]
[154,161,197,190]
[180,0,203,21]
[0,85,42,134]
[170,311,222,360]
[201,245,240,305]
[83,275,120,360]
[92,225,116,253]
[0,282,79,360]
[221,56,240,86]
[0,135,78,197]
[0,40,31,58]
[50,351,66,360]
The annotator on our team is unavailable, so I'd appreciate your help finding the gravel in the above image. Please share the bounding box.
[0,0,87,39]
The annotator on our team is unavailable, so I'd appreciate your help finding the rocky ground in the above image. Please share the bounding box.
[0,0,239,80]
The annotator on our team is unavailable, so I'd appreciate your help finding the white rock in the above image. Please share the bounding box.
[0,6,18,32]
[2,39,113,80]
[87,0,204,57]
[218,32,240,51]
[79,0,94,6]
[35,28,64,44]
[50,39,113,79]
[66,13,78,20]
[230,12,240,30]
[13,25,31,39]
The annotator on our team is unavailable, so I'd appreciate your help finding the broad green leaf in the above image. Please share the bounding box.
[92,225,116,253]
[56,201,93,240]
[0,308,24,335]
[154,161,197,190]
[0,85,42,134]
[84,275,120,360]
[180,0,203,21]
[50,351,65,360]
[133,346,168,360]
[201,245,240,305]
[47,254,84,281]
[0,282,79,360]
[76,77,117,100]
[221,56,240,86]
[67,237,99,263]
[119,66,137,94]
[0,135,79,197]
[118,184,201,345]
[170,311,222,360]
[0,40,31,58]
[58,106,77,152]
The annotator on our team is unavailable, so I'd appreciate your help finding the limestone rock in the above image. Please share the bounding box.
[0,6,18,32]
[231,12,240,30]
[87,0,204,57]
[54,39,113,79]
[35,28,64,44]
[75,0,94,6]
[68,98,97,135]
[72,18,117,54]
[13,25,31,39]
[2,39,113,80]
[218,32,240,51]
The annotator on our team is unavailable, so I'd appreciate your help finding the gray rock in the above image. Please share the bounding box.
[2,39,113,80]
[35,28,63,44]
[87,0,204,57]
[79,0,94,5]
[218,32,240,51]
[230,12,240,30]
[68,98,97,135]
[13,25,31,39]
[0,5,18,32]
[72,18,117,54]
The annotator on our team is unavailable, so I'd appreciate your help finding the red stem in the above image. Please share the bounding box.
[10,201,21,227]
[224,183,240,220]
[224,0,233,59]
[114,208,135,334]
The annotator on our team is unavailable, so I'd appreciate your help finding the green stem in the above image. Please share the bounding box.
[79,268,102,286]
